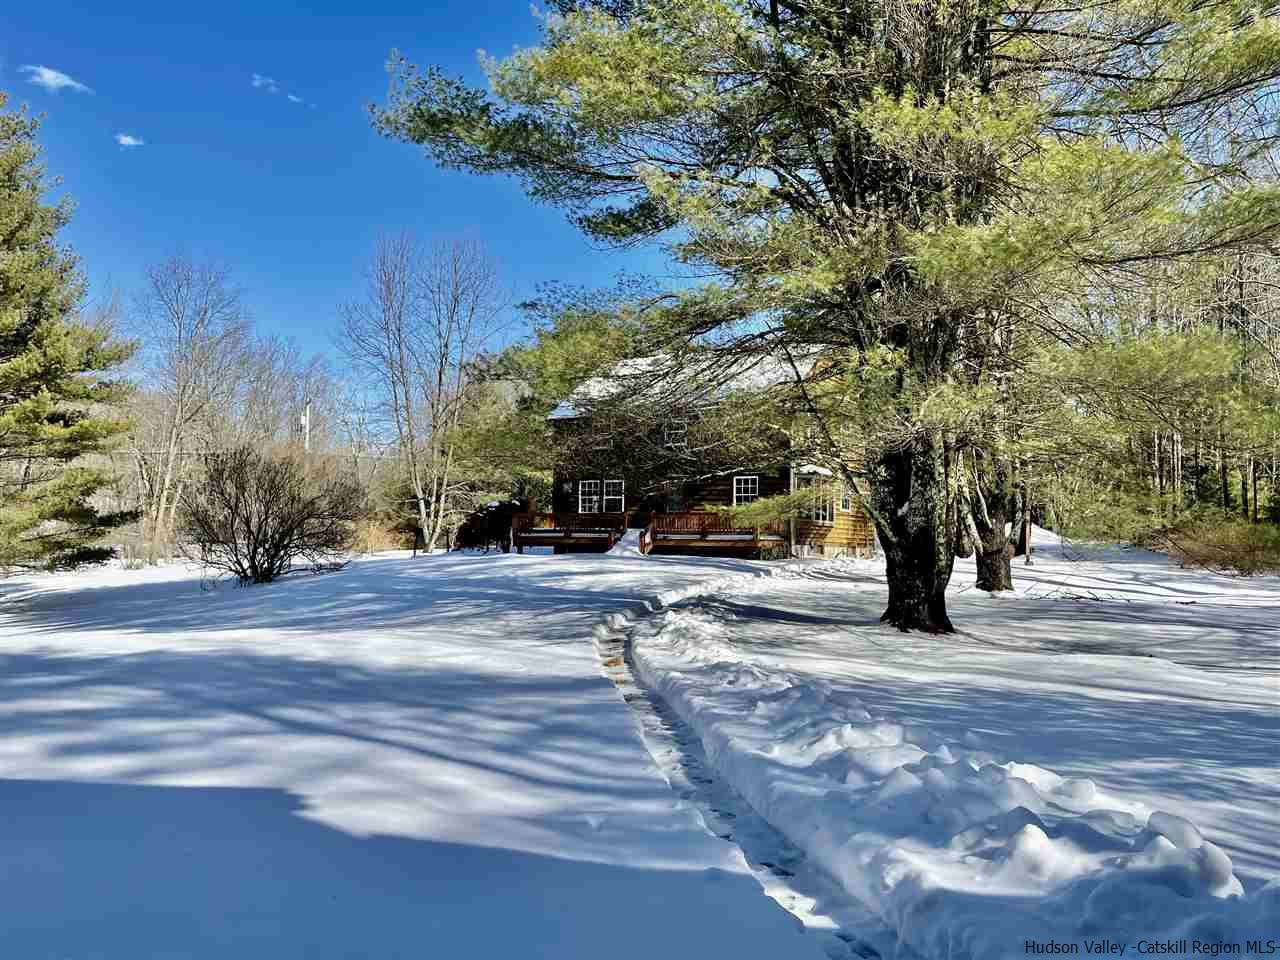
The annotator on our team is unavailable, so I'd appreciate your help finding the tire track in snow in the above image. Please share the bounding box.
[590,569,910,960]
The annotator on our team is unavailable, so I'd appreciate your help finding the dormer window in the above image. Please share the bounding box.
[664,419,688,451]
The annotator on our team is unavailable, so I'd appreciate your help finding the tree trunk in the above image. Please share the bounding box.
[427,435,460,553]
[975,542,1013,591]
[150,420,182,563]
[1192,440,1201,507]
[1251,458,1259,523]
[1219,443,1229,510]
[975,502,1013,591]
[413,481,431,555]
[870,432,957,633]
[404,445,432,556]
[1153,428,1161,499]
[969,451,1017,591]
[165,479,184,546]
[1173,431,1182,513]
[953,469,976,559]
[1014,491,1032,561]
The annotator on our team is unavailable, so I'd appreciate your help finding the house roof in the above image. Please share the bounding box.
[548,351,816,421]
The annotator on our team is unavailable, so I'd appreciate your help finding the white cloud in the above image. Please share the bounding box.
[20,64,93,94]
[253,73,310,105]
[114,133,144,148]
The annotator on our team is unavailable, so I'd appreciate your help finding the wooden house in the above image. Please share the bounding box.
[512,356,876,558]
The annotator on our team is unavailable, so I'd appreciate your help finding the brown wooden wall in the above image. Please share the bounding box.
[795,507,875,554]
[551,473,636,514]
[682,467,790,510]
[551,467,792,515]
[549,462,876,556]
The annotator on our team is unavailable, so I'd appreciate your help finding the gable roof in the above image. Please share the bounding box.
[548,351,817,421]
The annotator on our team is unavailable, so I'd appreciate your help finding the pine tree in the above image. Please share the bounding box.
[0,94,134,570]
[373,0,1280,629]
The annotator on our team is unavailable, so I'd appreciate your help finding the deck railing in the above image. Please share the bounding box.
[511,510,785,554]
[513,512,629,534]
[647,512,788,540]
[511,512,629,551]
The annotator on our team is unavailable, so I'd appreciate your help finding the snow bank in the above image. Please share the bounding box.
[624,573,1279,958]
[606,528,647,558]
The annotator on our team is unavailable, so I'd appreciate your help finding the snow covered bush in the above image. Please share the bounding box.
[179,445,362,583]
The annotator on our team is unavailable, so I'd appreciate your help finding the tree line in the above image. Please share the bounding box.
[0,92,518,581]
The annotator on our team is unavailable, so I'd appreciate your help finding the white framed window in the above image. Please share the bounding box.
[840,487,854,512]
[733,475,760,506]
[797,475,834,524]
[664,419,688,450]
[603,479,625,513]
[579,480,601,514]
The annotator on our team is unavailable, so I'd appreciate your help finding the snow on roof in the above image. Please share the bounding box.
[547,357,660,420]
[548,351,815,421]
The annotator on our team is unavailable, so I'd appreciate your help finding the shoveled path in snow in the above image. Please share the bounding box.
[596,602,910,960]
[624,531,1278,957]
[0,551,829,959]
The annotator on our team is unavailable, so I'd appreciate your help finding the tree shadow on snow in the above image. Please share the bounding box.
[0,648,686,809]
[0,552,763,640]
[0,777,807,960]
[675,583,1280,890]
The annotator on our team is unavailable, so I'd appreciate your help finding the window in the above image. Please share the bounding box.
[733,475,759,506]
[840,487,854,513]
[664,419,688,451]
[797,475,834,524]
[603,479,625,513]
[579,480,601,514]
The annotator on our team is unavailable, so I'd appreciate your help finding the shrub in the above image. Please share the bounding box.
[180,446,363,584]
[1159,513,1280,576]
[349,519,413,554]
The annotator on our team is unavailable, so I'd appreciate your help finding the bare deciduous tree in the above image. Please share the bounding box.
[339,234,505,551]
[129,256,249,560]
[229,335,338,451]
[332,381,392,492]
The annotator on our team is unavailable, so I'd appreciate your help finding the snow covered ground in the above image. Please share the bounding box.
[3,533,1276,959]
[0,551,831,959]
[626,529,1280,957]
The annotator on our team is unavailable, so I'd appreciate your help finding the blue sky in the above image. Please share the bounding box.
[2,1,673,357]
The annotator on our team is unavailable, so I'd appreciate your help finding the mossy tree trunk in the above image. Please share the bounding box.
[969,451,1019,592]
[870,432,958,633]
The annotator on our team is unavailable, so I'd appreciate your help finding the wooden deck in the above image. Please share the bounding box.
[512,512,628,553]
[512,511,789,556]
[641,513,787,555]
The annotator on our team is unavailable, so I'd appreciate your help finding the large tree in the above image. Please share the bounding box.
[374,0,1280,629]
[338,234,506,552]
[0,95,134,571]
[128,255,249,561]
